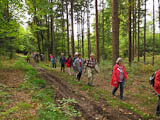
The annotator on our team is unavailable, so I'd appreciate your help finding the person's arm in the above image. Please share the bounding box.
[112,66,118,84]
[123,65,128,80]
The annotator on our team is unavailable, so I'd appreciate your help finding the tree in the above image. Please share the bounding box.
[144,0,146,63]
[102,0,105,60]
[50,0,56,55]
[128,0,132,65]
[87,0,91,58]
[95,0,99,63]
[152,0,155,65]
[71,0,75,56]
[137,0,140,62]
[66,0,70,55]
[112,0,119,65]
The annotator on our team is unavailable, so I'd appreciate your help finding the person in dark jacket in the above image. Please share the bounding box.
[60,53,66,72]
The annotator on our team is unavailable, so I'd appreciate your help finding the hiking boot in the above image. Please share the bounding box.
[120,97,124,101]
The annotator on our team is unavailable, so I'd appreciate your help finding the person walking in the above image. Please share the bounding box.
[51,54,56,68]
[26,52,31,63]
[111,58,128,100]
[74,54,84,81]
[66,55,72,75]
[73,52,79,78]
[85,53,98,86]
[153,70,160,115]
[60,53,66,72]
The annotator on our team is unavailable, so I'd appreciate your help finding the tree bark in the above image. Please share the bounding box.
[128,0,132,65]
[102,0,105,60]
[46,16,50,60]
[51,11,55,54]
[137,0,140,62]
[66,0,70,55]
[112,0,119,66]
[134,0,137,58]
[81,9,84,58]
[132,0,135,61]
[71,0,75,56]
[144,0,146,63]
[87,0,91,58]
[152,0,155,65]
[95,0,100,63]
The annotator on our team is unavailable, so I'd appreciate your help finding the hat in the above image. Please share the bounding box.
[90,53,95,57]
[75,52,78,55]
[116,57,123,64]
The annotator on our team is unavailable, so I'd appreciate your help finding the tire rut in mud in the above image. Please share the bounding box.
[32,64,142,120]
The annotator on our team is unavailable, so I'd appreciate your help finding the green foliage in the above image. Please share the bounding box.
[17,102,32,110]
[38,98,81,120]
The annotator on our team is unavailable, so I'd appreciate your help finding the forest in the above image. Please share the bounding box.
[1,0,160,119]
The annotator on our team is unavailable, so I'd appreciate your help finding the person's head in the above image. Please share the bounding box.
[61,53,64,56]
[90,53,95,59]
[78,53,81,59]
[53,54,55,57]
[116,57,123,66]
[69,55,71,58]
[74,52,78,57]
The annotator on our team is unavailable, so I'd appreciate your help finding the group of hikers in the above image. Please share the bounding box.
[26,52,45,63]
[27,51,160,115]
[50,52,99,86]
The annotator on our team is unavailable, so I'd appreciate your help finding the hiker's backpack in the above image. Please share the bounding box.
[149,72,156,87]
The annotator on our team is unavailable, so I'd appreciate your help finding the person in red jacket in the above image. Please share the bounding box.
[111,57,128,100]
[154,70,160,115]
[66,55,72,75]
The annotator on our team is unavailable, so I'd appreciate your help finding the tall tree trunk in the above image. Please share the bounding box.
[77,14,80,52]
[132,0,135,61]
[152,0,155,65]
[102,0,105,60]
[128,0,132,65]
[46,16,50,60]
[87,0,91,58]
[95,0,100,63]
[144,0,146,63]
[71,0,75,56]
[134,0,137,57]
[112,0,119,65]
[61,0,65,53]
[137,0,140,62]
[81,10,84,58]
[66,0,70,55]
[51,4,55,55]
[40,30,44,53]
[37,30,41,54]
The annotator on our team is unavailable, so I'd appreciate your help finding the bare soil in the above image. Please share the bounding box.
[0,69,37,119]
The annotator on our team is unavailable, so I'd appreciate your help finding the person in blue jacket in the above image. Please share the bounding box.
[51,54,56,68]
[60,53,66,72]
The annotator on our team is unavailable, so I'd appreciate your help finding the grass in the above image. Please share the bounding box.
[0,56,80,120]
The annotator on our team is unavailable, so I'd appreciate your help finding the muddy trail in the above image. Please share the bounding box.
[31,63,142,120]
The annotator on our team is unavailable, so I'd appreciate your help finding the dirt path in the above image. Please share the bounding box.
[32,64,142,120]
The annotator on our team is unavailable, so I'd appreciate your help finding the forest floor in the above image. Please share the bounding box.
[1,56,160,120]
[37,56,160,120]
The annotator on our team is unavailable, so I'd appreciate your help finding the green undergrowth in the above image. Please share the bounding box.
[0,56,80,120]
